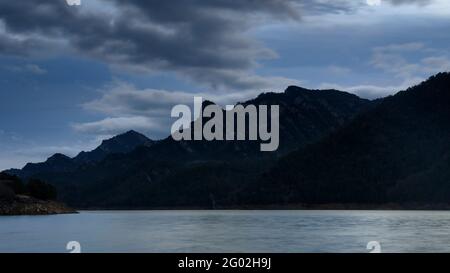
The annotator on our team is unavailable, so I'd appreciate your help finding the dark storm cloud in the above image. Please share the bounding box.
[0,0,435,90]
[0,0,301,89]
[0,32,38,56]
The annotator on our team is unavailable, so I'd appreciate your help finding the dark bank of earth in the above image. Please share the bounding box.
[0,173,76,216]
[0,195,77,216]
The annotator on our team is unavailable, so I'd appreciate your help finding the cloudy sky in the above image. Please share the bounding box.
[1,0,450,170]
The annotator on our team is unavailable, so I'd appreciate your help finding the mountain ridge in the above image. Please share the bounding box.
[6,130,154,178]
[246,72,450,205]
[3,84,374,207]
[14,71,450,209]
[73,130,154,164]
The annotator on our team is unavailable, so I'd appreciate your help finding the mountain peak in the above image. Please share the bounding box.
[118,130,145,138]
[421,72,450,90]
[393,72,450,103]
[48,153,71,161]
[73,130,154,164]
[99,130,152,149]
[285,85,311,94]
[429,71,450,80]
[284,85,363,100]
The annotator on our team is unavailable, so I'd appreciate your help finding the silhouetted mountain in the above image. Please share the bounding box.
[7,130,153,178]
[134,86,371,161]
[248,72,450,206]
[8,85,372,208]
[16,73,450,209]
[7,153,77,178]
[73,130,154,164]
[243,86,373,153]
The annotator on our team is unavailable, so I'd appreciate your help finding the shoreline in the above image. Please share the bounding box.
[72,203,450,211]
[0,195,78,216]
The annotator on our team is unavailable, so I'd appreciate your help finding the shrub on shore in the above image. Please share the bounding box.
[0,183,15,200]
[0,173,57,201]
[26,179,57,201]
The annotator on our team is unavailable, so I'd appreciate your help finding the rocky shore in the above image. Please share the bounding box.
[0,195,77,216]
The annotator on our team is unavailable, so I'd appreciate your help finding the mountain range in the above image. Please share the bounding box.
[4,72,450,208]
[7,131,154,178]
[250,72,450,206]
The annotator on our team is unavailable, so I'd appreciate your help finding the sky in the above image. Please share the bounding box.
[0,0,450,170]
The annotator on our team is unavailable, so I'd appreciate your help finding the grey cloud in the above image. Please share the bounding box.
[77,79,302,138]
[298,0,361,15]
[387,0,433,5]
[84,78,302,117]
[0,1,434,90]
[0,30,53,57]
[371,43,450,80]
[0,0,377,91]
[318,79,420,99]
[320,42,448,99]
[0,0,302,90]
[297,0,433,15]
[73,116,164,136]
[83,82,196,117]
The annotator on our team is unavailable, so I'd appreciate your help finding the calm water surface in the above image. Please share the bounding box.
[1,210,450,253]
